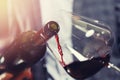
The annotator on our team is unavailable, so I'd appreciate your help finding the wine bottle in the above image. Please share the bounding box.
[64,54,110,80]
[0,21,60,75]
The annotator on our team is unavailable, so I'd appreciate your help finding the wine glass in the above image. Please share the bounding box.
[47,15,119,80]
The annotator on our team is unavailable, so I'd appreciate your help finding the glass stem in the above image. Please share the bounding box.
[108,63,120,72]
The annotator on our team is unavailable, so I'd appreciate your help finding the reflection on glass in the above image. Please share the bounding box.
[71,15,113,58]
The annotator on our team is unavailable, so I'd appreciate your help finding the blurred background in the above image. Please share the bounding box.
[0,0,120,80]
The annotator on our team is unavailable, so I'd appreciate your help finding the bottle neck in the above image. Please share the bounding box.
[28,21,60,46]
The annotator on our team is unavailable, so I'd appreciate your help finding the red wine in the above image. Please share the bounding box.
[0,21,60,75]
[64,54,110,79]
[55,34,65,66]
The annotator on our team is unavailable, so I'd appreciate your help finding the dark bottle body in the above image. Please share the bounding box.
[0,21,60,75]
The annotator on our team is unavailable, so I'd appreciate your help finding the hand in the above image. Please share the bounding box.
[0,68,33,80]
[0,72,13,80]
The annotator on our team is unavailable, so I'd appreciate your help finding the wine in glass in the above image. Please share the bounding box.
[47,15,120,80]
